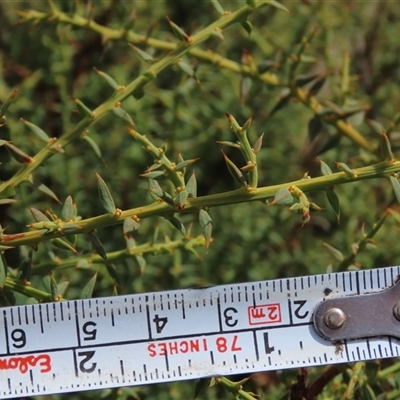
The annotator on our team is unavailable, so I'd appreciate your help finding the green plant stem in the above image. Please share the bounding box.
[1,3,268,196]
[217,377,257,400]
[376,360,400,380]
[337,211,389,271]
[1,160,399,247]
[33,235,206,275]
[4,277,53,301]
[291,86,375,153]
[18,8,376,154]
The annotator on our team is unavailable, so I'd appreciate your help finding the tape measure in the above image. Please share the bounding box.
[1,266,400,398]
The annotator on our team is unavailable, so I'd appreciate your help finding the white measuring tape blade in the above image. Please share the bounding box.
[1,266,400,398]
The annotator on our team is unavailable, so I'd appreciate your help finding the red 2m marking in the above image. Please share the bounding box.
[248,303,282,325]
[0,354,51,374]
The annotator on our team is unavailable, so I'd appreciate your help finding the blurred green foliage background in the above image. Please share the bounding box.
[1,0,400,399]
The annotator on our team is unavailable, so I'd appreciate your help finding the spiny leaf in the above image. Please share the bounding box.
[381,130,395,162]
[49,273,58,301]
[308,116,324,141]
[74,97,93,118]
[199,209,213,251]
[148,188,175,206]
[80,272,98,299]
[0,198,18,205]
[339,106,368,121]
[4,141,32,163]
[148,179,163,192]
[257,60,278,74]
[367,119,384,136]
[326,189,340,223]
[226,112,241,132]
[93,67,119,90]
[241,117,252,132]
[210,0,224,15]
[25,298,38,305]
[299,54,317,63]
[21,118,50,142]
[294,73,320,87]
[141,171,165,179]
[125,235,136,251]
[216,141,241,149]
[62,195,76,221]
[96,172,116,214]
[211,29,224,41]
[0,252,7,288]
[28,176,60,203]
[121,10,137,31]
[62,223,81,235]
[266,0,290,13]
[123,217,140,235]
[175,158,199,171]
[112,106,134,126]
[76,258,91,269]
[0,185,15,199]
[177,61,200,84]
[241,20,253,36]
[56,281,70,297]
[82,135,103,160]
[194,378,212,399]
[240,76,252,103]
[30,207,50,222]
[252,133,264,154]
[221,151,248,188]
[336,162,357,179]
[308,75,327,96]
[340,51,350,95]
[88,231,107,260]
[322,242,344,262]
[50,238,78,253]
[166,17,192,43]
[288,203,302,213]
[270,187,293,205]
[106,264,119,284]
[135,256,146,274]
[0,89,18,117]
[174,190,188,210]
[133,88,145,100]
[319,159,332,175]
[165,215,186,236]
[177,153,186,175]
[186,171,197,198]
[146,179,166,202]
[112,282,118,296]
[146,163,162,172]
[390,175,400,205]
[267,93,290,118]
[129,44,154,63]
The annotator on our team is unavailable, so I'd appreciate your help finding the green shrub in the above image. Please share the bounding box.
[1,1,400,398]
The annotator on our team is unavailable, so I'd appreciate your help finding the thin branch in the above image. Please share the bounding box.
[1,159,398,247]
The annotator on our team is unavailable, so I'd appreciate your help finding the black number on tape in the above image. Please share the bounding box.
[78,351,97,373]
[82,321,97,341]
[223,307,238,327]
[11,329,26,349]
[293,300,309,319]
[153,314,168,334]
